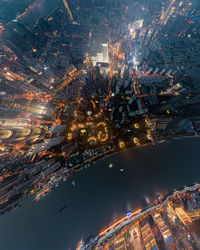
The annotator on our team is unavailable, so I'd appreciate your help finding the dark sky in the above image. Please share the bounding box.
[0,138,200,250]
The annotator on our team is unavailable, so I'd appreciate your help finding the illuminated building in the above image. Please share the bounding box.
[114,236,127,249]
[140,223,158,250]
[91,43,109,66]
[153,213,174,247]
[129,225,142,250]
[175,207,192,225]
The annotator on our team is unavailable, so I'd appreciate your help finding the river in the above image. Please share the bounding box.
[16,0,61,27]
[0,137,200,249]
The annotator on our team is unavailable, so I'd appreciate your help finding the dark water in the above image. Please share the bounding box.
[20,0,61,26]
[3,0,61,28]
[1,138,200,249]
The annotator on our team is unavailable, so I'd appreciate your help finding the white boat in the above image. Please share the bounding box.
[109,163,113,168]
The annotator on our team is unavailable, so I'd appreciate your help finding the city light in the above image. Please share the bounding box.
[133,137,139,144]
[119,141,125,149]
[1,1,200,248]
[134,123,140,129]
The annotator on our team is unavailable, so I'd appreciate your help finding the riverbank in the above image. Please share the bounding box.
[0,137,200,250]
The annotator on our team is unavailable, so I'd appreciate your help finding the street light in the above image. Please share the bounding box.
[134,123,139,129]
[133,137,139,144]
[119,141,125,149]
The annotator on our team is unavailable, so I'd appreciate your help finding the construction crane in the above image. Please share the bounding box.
[63,0,73,23]
[53,54,94,93]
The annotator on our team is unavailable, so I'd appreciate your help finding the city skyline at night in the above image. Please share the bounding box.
[1,0,200,249]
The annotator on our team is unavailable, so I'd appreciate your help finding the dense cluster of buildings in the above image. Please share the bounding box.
[0,0,200,216]
[82,184,200,249]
